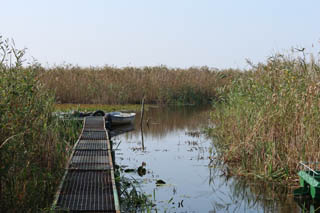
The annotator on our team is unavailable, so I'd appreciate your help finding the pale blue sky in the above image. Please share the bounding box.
[1,0,320,69]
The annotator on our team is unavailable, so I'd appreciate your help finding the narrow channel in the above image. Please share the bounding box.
[110,106,310,212]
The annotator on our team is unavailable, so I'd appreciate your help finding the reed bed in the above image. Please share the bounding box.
[39,66,238,105]
[0,36,239,210]
[54,103,143,112]
[0,38,80,211]
[211,51,320,183]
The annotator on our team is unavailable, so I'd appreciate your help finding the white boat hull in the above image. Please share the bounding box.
[108,112,136,125]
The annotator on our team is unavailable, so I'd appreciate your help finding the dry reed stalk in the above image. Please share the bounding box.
[211,52,320,183]
[39,66,239,105]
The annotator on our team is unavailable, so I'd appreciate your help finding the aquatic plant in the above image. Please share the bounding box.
[211,50,320,183]
[116,175,154,212]
[0,37,80,211]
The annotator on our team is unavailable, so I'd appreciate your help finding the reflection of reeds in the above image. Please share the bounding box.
[212,52,320,183]
[125,106,211,139]
[208,166,298,212]
[39,66,239,105]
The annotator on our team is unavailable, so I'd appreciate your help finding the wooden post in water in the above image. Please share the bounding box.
[0,151,2,202]
[140,96,145,150]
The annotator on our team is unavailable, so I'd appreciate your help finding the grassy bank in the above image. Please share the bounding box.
[211,51,320,183]
[39,65,239,105]
[0,38,81,211]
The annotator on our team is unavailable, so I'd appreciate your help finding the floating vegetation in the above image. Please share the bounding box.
[185,140,199,146]
[185,130,201,138]
[124,169,136,173]
[156,179,166,186]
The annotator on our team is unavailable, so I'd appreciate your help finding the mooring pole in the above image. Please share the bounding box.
[140,96,145,150]
[0,151,2,202]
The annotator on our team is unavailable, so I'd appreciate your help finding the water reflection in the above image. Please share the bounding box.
[294,196,320,213]
[112,106,304,212]
[140,123,145,151]
[108,124,135,138]
[126,106,211,138]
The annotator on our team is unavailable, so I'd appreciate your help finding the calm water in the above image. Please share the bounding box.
[111,106,311,212]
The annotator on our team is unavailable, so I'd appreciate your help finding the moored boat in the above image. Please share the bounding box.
[107,112,136,125]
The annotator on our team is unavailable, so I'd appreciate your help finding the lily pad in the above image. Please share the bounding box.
[156,179,166,185]
[124,168,135,173]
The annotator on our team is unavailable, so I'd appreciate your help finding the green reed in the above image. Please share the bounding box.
[0,37,81,211]
[211,51,320,183]
[116,175,153,212]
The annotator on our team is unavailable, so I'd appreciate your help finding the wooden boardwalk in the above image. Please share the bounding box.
[52,116,120,212]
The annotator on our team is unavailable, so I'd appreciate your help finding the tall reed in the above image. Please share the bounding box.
[211,51,320,182]
[39,66,239,105]
[0,37,80,211]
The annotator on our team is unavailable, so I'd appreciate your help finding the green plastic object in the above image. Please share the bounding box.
[298,170,320,199]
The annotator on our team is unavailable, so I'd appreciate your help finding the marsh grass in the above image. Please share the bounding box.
[0,37,81,211]
[40,66,238,105]
[117,176,153,212]
[211,51,320,183]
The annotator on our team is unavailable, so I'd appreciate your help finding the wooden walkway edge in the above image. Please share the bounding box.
[52,116,120,212]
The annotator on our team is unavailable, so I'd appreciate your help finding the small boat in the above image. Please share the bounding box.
[107,112,136,125]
